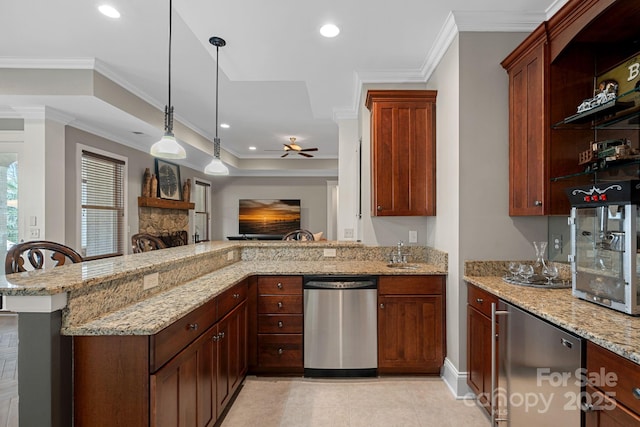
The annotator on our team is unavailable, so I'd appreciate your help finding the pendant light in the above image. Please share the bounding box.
[204,36,229,175]
[150,0,186,159]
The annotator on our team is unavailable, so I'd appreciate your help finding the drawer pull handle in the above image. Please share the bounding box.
[277,283,283,289]
[633,387,640,400]
[218,332,225,339]
[277,348,284,355]
[188,323,199,331]
[476,298,484,304]
[379,303,385,309]
[580,402,595,413]
[278,321,284,328]
[277,302,283,308]
[233,293,240,299]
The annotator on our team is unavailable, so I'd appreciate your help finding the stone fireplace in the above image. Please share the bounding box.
[138,197,194,247]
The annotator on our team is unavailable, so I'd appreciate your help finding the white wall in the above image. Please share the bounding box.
[210,176,332,240]
[337,118,360,241]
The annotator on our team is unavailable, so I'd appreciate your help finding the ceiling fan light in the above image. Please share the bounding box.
[204,157,229,175]
[150,133,186,159]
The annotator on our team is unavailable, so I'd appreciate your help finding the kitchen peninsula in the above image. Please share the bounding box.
[1,241,447,427]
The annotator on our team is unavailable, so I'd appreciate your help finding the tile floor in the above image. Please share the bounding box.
[221,376,488,427]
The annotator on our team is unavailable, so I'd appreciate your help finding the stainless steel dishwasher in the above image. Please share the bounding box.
[303,275,378,377]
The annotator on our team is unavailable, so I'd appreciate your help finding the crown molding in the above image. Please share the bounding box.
[0,57,96,69]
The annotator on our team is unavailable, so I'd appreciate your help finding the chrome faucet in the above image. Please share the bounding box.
[390,241,407,264]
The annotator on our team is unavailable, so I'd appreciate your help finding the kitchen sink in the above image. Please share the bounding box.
[386,263,419,270]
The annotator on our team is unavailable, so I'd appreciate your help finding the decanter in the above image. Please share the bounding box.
[532,241,548,275]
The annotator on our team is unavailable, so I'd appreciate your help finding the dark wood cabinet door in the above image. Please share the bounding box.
[584,385,640,427]
[151,326,216,427]
[378,295,443,373]
[215,315,231,415]
[506,39,548,216]
[467,305,495,414]
[366,90,437,216]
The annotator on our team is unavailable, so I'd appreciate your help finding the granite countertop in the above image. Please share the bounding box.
[62,260,445,337]
[465,274,640,365]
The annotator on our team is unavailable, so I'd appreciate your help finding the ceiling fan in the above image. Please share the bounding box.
[280,137,318,158]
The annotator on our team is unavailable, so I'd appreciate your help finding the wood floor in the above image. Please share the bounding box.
[0,314,17,427]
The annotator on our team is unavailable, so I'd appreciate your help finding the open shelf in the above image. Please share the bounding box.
[552,88,640,130]
[137,197,194,210]
[551,159,640,183]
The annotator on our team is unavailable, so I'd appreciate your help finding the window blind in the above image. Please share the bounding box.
[81,150,125,259]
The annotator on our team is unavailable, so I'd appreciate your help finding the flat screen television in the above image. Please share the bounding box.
[238,199,301,238]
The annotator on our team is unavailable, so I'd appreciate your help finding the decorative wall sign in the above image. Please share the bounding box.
[155,159,182,200]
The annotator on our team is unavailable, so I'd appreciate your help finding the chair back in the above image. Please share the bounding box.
[131,233,167,253]
[5,240,83,273]
[282,229,315,241]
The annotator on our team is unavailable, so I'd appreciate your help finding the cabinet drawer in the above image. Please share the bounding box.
[378,275,444,295]
[150,298,216,372]
[217,281,248,320]
[257,334,303,367]
[258,314,303,333]
[258,295,302,314]
[258,276,302,295]
[587,341,640,415]
[467,284,498,318]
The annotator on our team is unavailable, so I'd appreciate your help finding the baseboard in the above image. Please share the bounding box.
[441,357,474,399]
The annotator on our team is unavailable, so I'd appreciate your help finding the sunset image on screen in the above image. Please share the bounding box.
[238,199,301,235]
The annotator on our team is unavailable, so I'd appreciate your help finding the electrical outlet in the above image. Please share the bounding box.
[409,230,418,243]
[227,251,234,261]
[344,228,354,239]
[323,248,337,257]
[29,228,40,238]
[552,234,563,254]
[143,273,159,290]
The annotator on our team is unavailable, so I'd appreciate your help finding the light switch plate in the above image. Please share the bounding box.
[143,273,159,290]
[409,230,418,243]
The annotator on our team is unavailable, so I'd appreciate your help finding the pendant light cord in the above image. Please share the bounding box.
[165,0,173,134]
[215,44,219,139]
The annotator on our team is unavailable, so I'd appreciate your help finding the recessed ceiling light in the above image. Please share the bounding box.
[98,5,121,19]
[220,123,230,129]
[320,24,340,38]
[249,146,257,151]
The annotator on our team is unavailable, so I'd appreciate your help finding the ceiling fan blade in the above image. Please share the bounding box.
[281,152,290,158]
[300,147,318,152]
[298,152,314,158]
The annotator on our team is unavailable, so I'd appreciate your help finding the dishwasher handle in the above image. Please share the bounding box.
[303,277,377,290]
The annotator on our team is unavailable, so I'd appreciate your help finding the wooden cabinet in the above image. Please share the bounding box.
[365,90,437,216]
[503,0,640,215]
[151,326,216,427]
[584,341,640,426]
[73,280,248,427]
[377,275,445,374]
[502,27,549,216]
[466,283,499,415]
[253,276,304,373]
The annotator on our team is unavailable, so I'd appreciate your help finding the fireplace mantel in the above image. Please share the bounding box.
[137,197,195,210]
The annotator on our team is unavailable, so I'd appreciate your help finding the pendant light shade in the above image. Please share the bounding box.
[204,137,229,175]
[150,0,186,159]
[205,36,229,175]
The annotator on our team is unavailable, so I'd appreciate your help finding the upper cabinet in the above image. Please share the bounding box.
[366,90,437,216]
[503,0,640,216]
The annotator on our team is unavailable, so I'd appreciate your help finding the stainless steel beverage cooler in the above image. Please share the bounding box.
[567,180,640,315]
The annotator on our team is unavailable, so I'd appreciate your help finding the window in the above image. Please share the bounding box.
[193,179,210,242]
[80,149,125,259]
